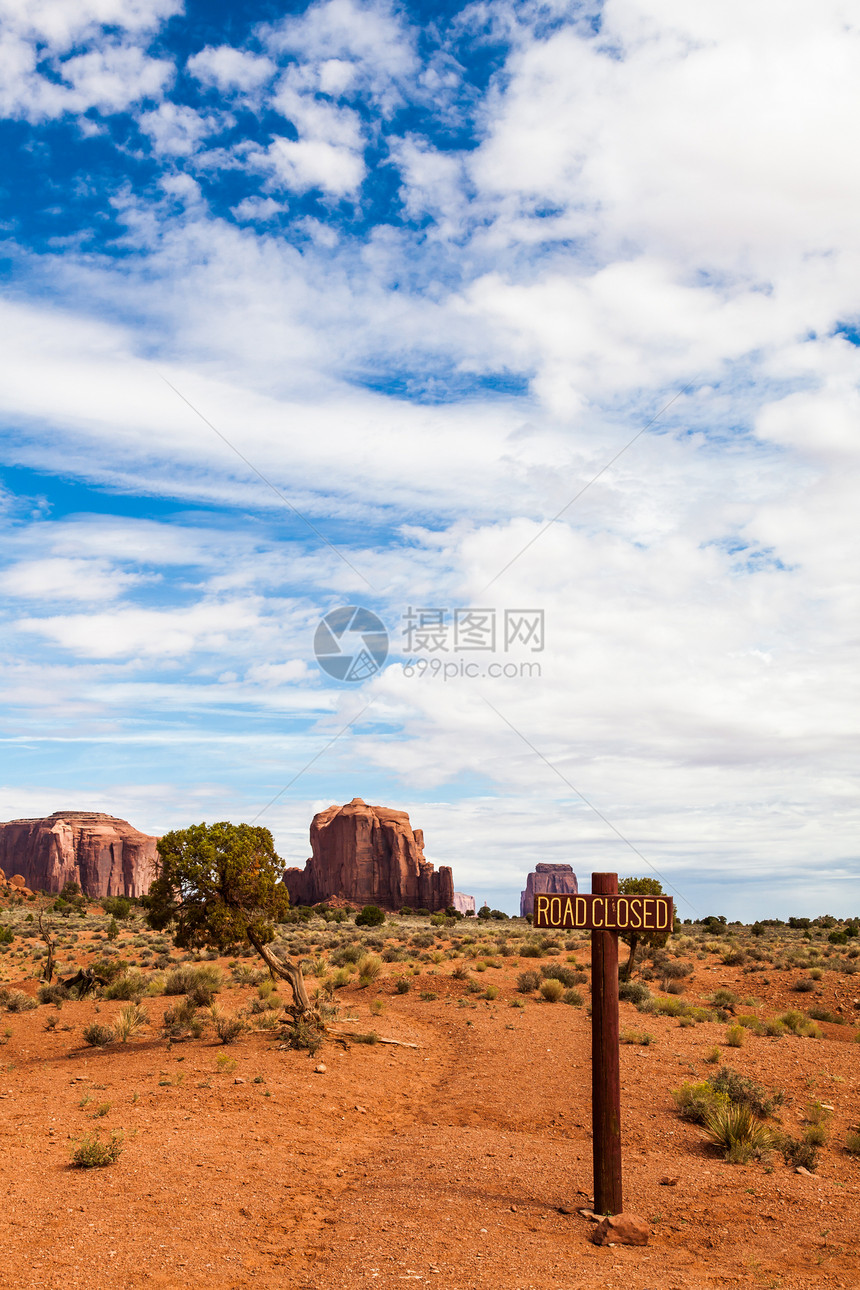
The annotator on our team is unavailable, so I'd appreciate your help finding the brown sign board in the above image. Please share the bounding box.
[533,892,673,932]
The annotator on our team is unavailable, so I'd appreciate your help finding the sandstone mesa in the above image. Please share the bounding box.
[0,811,157,899]
[283,798,457,913]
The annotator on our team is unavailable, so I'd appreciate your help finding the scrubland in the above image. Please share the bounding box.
[1,897,859,1289]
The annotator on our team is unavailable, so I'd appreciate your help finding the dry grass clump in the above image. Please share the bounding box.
[539,978,564,1003]
[113,1002,148,1042]
[71,1132,124,1168]
[82,1022,115,1048]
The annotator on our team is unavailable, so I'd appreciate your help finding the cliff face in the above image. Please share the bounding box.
[0,811,158,898]
[284,798,455,913]
[520,862,578,916]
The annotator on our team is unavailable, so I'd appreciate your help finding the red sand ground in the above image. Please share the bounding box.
[1,932,859,1290]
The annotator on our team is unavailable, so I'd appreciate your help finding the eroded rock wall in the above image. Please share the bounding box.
[0,812,158,898]
[284,798,455,913]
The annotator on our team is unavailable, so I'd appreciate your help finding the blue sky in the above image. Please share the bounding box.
[1,0,859,918]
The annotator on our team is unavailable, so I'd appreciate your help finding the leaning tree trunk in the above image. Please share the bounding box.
[620,933,639,982]
[247,931,311,1014]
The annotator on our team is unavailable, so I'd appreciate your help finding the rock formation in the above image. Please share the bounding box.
[520,862,578,917]
[283,798,455,913]
[0,812,158,898]
[453,891,475,916]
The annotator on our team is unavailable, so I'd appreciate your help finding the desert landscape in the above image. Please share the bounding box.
[1,870,858,1290]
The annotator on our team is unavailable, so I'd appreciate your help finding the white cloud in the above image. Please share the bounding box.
[187,44,275,93]
[255,134,365,196]
[0,557,145,603]
[139,102,215,156]
[262,0,417,113]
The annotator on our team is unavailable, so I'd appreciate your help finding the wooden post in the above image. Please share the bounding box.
[591,871,622,1215]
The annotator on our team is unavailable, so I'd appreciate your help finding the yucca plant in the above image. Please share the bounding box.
[702,1102,773,1164]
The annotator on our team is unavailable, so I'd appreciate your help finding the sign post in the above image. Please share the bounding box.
[590,872,622,1215]
[533,876,673,1216]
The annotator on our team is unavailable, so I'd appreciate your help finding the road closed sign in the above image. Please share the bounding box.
[533,892,673,931]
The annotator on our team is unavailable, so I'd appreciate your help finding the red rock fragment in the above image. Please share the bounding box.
[590,1213,650,1246]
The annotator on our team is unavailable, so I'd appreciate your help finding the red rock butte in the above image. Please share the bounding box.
[520,862,579,917]
[0,811,158,899]
[283,798,455,913]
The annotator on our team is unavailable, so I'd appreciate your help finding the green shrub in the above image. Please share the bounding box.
[563,988,584,1007]
[516,970,541,994]
[711,1067,783,1117]
[539,979,564,1003]
[620,1028,653,1045]
[618,980,650,1005]
[673,1081,728,1124]
[725,1024,745,1048]
[71,1132,123,1168]
[395,977,411,994]
[484,985,499,1000]
[355,905,385,927]
[844,1129,860,1156]
[520,944,543,958]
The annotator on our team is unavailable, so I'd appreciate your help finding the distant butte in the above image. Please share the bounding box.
[283,798,456,913]
[0,811,158,898]
[520,862,579,917]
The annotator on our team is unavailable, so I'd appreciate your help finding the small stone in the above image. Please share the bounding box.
[314,1063,326,1074]
[355,1104,367,1114]
[795,1166,814,1176]
[660,1176,680,1186]
[510,1205,518,1213]
[234,1078,245,1084]
[591,1213,650,1247]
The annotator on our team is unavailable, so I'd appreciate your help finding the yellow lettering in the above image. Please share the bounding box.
[629,898,643,929]
[575,896,586,927]
[550,896,561,926]
[616,898,629,929]
[592,896,604,928]
[536,894,549,925]
[656,899,670,930]
[562,896,574,927]
[643,900,655,930]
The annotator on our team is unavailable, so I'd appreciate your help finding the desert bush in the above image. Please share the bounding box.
[163,964,222,1000]
[539,979,564,1003]
[395,977,411,994]
[736,1014,765,1035]
[702,1102,772,1164]
[103,971,147,1001]
[763,1017,786,1037]
[793,977,816,993]
[620,1028,653,1045]
[725,1024,745,1048]
[808,1006,843,1024]
[780,1136,819,1171]
[520,944,543,958]
[516,970,541,994]
[844,1129,860,1156]
[673,1081,729,1124]
[778,1010,822,1038]
[618,980,650,1005]
[704,1046,721,1064]
[451,963,470,980]
[562,988,583,1006]
[540,964,583,987]
[484,985,499,1000]
[1,989,37,1012]
[82,1023,115,1047]
[357,953,383,986]
[113,1002,148,1042]
[709,989,738,1011]
[71,1132,123,1168]
[210,1005,246,1044]
[711,1066,783,1117]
